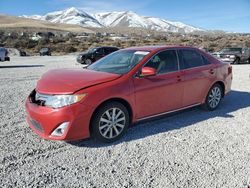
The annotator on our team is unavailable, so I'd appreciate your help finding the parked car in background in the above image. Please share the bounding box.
[19,50,27,56]
[39,47,51,56]
[0,47,10,61]
[26,46,232,143]
[76,46,119,65]
[212,47,250,64]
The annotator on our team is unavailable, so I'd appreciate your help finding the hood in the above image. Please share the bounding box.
[219,51,241,55]
[79,52,88,56]
[36,69,121,94]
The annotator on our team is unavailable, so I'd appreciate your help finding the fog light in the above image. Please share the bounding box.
[51,122,69,137]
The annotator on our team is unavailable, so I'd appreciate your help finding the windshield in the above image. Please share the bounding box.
[88,48,97,53]
[41,48,48,51]
[87,50,150,74]
[220,48,242,53]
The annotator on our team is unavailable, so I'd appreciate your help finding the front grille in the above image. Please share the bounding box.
[30,118,44,133]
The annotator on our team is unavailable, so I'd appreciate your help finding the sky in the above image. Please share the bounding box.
[0,0,250,33]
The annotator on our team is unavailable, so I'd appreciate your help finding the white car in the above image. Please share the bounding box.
[0,47,10,61]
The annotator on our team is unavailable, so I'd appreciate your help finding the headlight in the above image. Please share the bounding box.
[35,92,87,108]
[229,55,235,59]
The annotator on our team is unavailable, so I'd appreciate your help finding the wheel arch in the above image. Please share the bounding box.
[212,81,225,97]
[89,97,133,133]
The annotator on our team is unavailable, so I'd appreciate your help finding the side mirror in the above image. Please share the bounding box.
[140,67,157,77]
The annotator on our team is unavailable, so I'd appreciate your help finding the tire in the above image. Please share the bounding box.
[85,59,92,65]
[203,84,223,111]
[91,102,129,143]
[233,57,240,64]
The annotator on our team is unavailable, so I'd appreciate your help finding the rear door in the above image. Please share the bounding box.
[133,50,184,119]
[178,49,216,107]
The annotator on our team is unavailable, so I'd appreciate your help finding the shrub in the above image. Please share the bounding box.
[64,46,77,53]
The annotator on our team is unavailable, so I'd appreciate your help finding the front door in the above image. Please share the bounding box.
[133,50,183,119]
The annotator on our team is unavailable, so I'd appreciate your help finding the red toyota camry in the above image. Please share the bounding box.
[25,46,232,142]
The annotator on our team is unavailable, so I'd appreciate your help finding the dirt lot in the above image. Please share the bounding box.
[0,56,250,188]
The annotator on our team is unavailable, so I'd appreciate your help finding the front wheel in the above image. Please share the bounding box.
[91,102,129,143]
[203,84,223,111]
[85,59,92,65]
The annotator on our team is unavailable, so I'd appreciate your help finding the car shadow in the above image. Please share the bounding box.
[0,65,44,68]
[68,90,250,148]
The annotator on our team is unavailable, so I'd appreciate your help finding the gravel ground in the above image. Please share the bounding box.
[0,56,250,188]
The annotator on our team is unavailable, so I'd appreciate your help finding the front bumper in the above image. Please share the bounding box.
[76,56,85,64]
[25,98,94,141]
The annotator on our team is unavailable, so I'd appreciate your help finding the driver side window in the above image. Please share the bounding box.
[96,48,103,54]
[144,50,179,74]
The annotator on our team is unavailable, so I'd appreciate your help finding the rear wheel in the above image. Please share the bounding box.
[91,102,129,143]
[203,84,223,111]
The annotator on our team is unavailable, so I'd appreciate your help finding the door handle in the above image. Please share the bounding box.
[209,69,215,74]
[177,75,182,82]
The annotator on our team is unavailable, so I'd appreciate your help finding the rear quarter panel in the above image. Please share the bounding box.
[215,62,232,95]
[200,51,232,102]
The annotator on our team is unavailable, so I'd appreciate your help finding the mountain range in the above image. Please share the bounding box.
[23,7,204,33]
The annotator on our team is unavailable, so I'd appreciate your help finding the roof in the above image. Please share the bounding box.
[94,46,119,49]
[124,45,195,52]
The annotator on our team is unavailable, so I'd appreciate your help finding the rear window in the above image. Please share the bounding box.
[104,47,117,54]
[178,49,210,69]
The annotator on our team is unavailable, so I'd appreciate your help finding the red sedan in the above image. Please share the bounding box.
[25,46,232,142]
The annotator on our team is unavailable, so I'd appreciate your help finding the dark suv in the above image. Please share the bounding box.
[212,47,250,64]
[77,46,119,64]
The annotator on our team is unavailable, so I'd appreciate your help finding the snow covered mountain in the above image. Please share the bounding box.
[24,7,102,28]
[94,11,202,33]
[23,7,203,33]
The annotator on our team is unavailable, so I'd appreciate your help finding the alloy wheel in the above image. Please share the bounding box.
[99,108,126,139]
[208,86,222,109]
